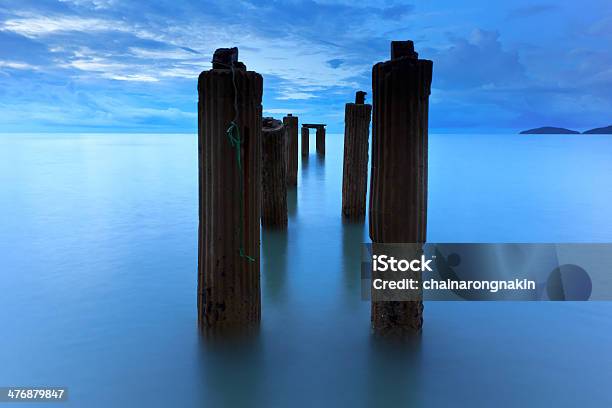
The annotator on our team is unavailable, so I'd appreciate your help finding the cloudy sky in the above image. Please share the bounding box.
[0,0,610,133]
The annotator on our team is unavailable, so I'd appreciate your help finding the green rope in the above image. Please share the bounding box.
[225,69,255,262]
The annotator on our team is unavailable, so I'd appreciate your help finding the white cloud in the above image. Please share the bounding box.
[66,57,126,72]
[1,10,365,91]
[239,36,364,89]
[105,74,159,82]
[128,47,200,60]
[0,60,37,70]
[58,0,117,10]
[3,16,112,37]
[276,91,318,100]
[1,14,158,41]
[158,65,205,79]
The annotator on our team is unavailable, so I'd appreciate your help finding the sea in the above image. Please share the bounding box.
[1,132,611,407]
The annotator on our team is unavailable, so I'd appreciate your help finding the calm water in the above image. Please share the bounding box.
[1,133,612,407]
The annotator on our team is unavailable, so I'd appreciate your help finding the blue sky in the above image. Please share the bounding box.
[0,0,610,133]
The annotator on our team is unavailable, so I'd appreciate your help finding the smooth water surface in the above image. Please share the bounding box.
[1,133,611,407]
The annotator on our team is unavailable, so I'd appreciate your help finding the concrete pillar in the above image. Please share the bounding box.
[301,125,309,157]
[283,114,298,186]
[261,117,288,228]
[316,125,326,155]
[369,40,433,336]
[197,47,262,333]
[342,91,372,219]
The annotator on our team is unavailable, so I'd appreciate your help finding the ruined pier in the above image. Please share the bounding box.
[342,91,372,219]
[369,41,433,336]
[197,47,262,333]
[301,125,309,157]
[301,124,326,156]
[261,117,288,228]
[283,114,298,186]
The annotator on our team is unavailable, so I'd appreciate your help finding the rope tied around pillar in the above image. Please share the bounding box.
[216,55,255,262]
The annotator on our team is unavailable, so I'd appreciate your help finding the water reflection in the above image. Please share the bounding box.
[366,335,424,407]
[198,334,267,407]
[314,154,325,179]
[261,228,288,303]
[341,219,367,304]
[287,187,297,217]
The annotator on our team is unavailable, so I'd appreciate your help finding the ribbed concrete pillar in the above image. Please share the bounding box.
[369,41,433,336]
[197,98,204,317]
[301,126,309,156]
[261,117,288,228]
[342,91,372,219]
[283,114,298,186]
[197,47,262,333]
[316,126,326,155]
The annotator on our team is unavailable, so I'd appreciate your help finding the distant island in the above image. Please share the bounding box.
[583,125,612,134]
[520,127,579,134]
[520,125,612,134]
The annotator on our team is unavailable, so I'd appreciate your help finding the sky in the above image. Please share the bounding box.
[0,0,610,133]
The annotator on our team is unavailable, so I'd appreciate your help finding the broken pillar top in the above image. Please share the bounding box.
[212,47,247,70]
[287,113,293,117]
[262,117,283,132]
[391,41,418,60]
[355,91,366,104]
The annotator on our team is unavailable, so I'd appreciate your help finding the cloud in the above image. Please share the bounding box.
[0,60,37,70]
[2,15,115,37]
[380,4,414,20]
[586,16,612,38]
[105,74,159,82]
[326,59,344,69]
[0,1,413,131]
[128,47,200,60]
[58,0,117,10]
[276,91,318,100]
[0,13,159,41]
[427,29,526,90]
[0,1,610,132]
[506,4,559,20]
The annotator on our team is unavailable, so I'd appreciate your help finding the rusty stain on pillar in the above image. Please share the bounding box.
[261,117,288,228]
[197,47,263,333]
[301,125,309,156]
[342,91,372,219]
[315,125,326,155]
[369,40,433,336]
[283,114,298,186]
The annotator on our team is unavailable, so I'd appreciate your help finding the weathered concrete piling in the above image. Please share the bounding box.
[283,114,298,186]
[197,47,262,332]
[369,41,433,336]
[302,124,326,156]
[342,91,372,219]
[261,117,288,228]
[301,125,309,156]
[315,125,326,155]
